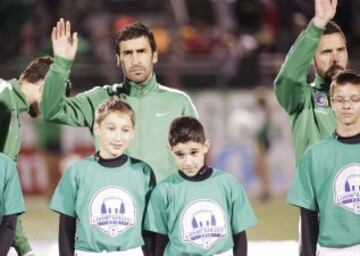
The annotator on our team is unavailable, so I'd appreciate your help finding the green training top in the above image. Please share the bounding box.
[50,155,155,252]
[0,153,26,223]
[274,22,336,163]
[41,57,198,182]
[144,168,257,256]
[287,137,360,247]
[0,79,29,162]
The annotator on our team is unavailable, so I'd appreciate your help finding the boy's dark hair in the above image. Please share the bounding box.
[95,97,135,127]
[324,21,345,40]
[20,56,53,83]
[169,117,205,147]
[115,22,157,55]
[330,70,360,96]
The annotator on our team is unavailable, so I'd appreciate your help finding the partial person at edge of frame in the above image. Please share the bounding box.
[274,0,347,254]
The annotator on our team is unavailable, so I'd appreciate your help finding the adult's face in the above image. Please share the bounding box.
[116,36,158,84]
[314,33,348,80]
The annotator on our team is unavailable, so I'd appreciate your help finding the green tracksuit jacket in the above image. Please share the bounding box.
[0,79,33,255]
[274,22,336,163]
[0,79,28,162]
[41,57,198,182]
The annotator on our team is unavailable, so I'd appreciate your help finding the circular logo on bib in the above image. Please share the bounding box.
[90,186,136,237]
[334,164,360,214]
[181,200,227,249]
[314,92,329,108]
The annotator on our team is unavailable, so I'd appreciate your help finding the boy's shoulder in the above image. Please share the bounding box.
[212,168,239,182]
[301,136,337,159]
[0,153,16,177]
[127,156,154,174]
[127,155,151,169]
[0,152,12,163]
[154,172,182,189]
[65,155,97,172]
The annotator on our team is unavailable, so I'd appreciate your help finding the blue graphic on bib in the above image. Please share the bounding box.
[182,200,227,249]
[314,92,329,108]
[334,164,360,214]
[90,187,136,237]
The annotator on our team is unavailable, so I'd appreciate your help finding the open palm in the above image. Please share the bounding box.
[313,0,338,28]
[52,18,78,60]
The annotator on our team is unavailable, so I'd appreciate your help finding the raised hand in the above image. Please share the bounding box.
[312,0,338,29]
[52,18,78,60]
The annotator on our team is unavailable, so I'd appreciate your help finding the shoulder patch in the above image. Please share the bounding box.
[313,91,329,108]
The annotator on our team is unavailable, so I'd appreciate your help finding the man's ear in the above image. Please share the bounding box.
[116,54,120,67]
[152,51,158,64]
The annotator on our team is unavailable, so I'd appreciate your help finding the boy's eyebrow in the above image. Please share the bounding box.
[174,150,184,154]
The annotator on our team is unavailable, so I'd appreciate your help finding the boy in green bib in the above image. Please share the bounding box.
[50,97,155,255]
[0,153,26,255]
[287,71,360,256]
[144,117,257,256]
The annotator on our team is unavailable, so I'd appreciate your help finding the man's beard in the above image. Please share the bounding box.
[28,101,40,117]
[324,64,345,80]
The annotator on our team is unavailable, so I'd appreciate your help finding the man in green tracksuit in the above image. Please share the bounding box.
[274,0,348,163]
[0,56,53,255]
[41,19,198,182]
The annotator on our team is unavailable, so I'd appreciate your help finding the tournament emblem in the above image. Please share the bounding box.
[90,186,136,237]
[334,164,360,214]
[181,200,227,249]
[314,92,329,108]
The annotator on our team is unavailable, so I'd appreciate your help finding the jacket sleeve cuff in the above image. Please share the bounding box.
[306,21,325,39]
[53,56,73,72]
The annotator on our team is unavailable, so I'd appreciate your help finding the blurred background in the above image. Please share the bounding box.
[1,0,360,255]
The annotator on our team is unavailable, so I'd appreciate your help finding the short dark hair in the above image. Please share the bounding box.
[330,70,360,96]
[20,56,53,83]
[324,21,345,40]
[115,22,157,55]
[169,117,205,147]
[95,96,135,127]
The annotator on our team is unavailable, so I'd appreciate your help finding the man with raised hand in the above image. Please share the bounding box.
[274,0,348,255]
[41,19,198,182]
[274,0,347,162]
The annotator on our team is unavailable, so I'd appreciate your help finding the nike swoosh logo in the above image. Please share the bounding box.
[156,112,168,117]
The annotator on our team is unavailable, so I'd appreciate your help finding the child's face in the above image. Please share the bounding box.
[94,112,134,159]
[170,140,210,177]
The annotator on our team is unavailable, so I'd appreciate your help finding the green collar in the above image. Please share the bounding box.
[9,79,29,112]
[314,74,331,91]
[123,74,159,97]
